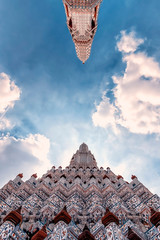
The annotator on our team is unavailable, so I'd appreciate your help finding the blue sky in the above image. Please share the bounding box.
[0,0,160,195]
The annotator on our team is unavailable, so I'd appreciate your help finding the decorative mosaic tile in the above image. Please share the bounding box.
[0,221,15,240]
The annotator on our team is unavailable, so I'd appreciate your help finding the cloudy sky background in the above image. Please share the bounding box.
[0,0,160,195]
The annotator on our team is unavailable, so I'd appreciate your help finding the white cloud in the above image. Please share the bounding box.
[0,134,51,186]
[0,118,12,130]
[0,74,52,185]
[92,31,160,134]
[117,30,144,53]
[92,95,117,132]
[0,72,21,130]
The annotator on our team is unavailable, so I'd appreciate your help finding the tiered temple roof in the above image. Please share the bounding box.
[0,143,160,239]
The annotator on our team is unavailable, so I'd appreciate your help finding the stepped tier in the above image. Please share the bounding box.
[0,144,160,239]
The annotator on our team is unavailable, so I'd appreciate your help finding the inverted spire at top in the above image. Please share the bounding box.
[63,0,102,63]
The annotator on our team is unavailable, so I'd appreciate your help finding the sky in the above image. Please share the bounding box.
[0,0,160,195]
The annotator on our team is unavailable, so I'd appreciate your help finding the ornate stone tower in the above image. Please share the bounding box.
[0,143,160,239]
[63,0,102,63]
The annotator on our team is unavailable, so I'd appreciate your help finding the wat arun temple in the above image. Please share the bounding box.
[0,143,160,239]
[63,0,102,63]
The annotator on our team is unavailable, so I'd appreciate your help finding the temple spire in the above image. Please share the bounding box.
[69,143,98,169]
[62,0,102,63]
